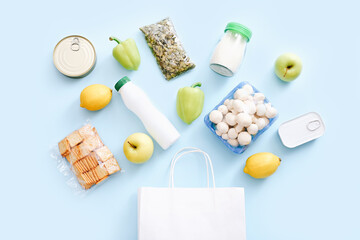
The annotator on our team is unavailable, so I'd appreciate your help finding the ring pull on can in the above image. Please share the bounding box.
[71,37,80,51]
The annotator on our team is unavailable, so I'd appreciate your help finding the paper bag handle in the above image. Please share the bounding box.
[169,147,216,188]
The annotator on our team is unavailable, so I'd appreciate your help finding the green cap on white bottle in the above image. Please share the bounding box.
[225,22,252,42]
[114,76,131,91]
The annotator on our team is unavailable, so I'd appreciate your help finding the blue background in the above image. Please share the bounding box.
[1,0,359,239]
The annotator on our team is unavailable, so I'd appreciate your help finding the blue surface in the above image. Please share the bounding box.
[204,81,279,154]
[0,1,359,239]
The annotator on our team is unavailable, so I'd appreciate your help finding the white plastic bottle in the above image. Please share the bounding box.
[114,76,180,150]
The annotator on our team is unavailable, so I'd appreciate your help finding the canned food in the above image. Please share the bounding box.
[278,112,325,148]
[53,35,96,78]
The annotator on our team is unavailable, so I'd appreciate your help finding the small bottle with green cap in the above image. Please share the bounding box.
[210,22,252,77]
[114,76,180,150]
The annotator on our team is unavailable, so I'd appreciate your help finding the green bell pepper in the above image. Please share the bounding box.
[176,82,205,124]
[109,36,141,70]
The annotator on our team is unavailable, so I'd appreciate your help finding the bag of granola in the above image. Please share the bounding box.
[140,18,195,80]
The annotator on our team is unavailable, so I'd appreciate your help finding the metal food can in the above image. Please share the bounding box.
[278,112,325,148]
[53,35,96,78]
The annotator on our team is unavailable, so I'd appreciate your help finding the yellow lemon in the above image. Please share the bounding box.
[80,84,112,111]
[244,152,281,179]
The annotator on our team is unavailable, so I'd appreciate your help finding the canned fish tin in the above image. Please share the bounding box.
[278,112,325,148]
[53,35,96,78]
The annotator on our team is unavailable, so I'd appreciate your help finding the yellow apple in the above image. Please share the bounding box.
[274,53,302,82]
[123,133,154,164]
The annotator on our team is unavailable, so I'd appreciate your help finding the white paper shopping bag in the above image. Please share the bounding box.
[138,147,246,240]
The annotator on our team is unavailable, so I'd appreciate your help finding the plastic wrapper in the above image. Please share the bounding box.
[140,18,195,80]
[51,123,121,194]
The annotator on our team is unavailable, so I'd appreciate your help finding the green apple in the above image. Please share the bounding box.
[123,133,154,164]
[274,53,302,82]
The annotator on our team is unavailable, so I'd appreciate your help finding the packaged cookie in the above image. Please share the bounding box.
[53,123,121,193]
[140,18,195,80]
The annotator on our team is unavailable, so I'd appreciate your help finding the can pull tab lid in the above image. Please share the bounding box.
[307,120,321,131]
[71,37,80,51]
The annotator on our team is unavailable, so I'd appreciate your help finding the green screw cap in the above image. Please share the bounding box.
[114,76,131,91]
[225,22,252,42]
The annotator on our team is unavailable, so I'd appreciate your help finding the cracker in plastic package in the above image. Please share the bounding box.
[140,18,195,80]
[51,123,121,194]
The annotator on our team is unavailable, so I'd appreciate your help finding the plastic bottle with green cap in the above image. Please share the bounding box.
[210,22,252,77]
[114,76,180,150]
